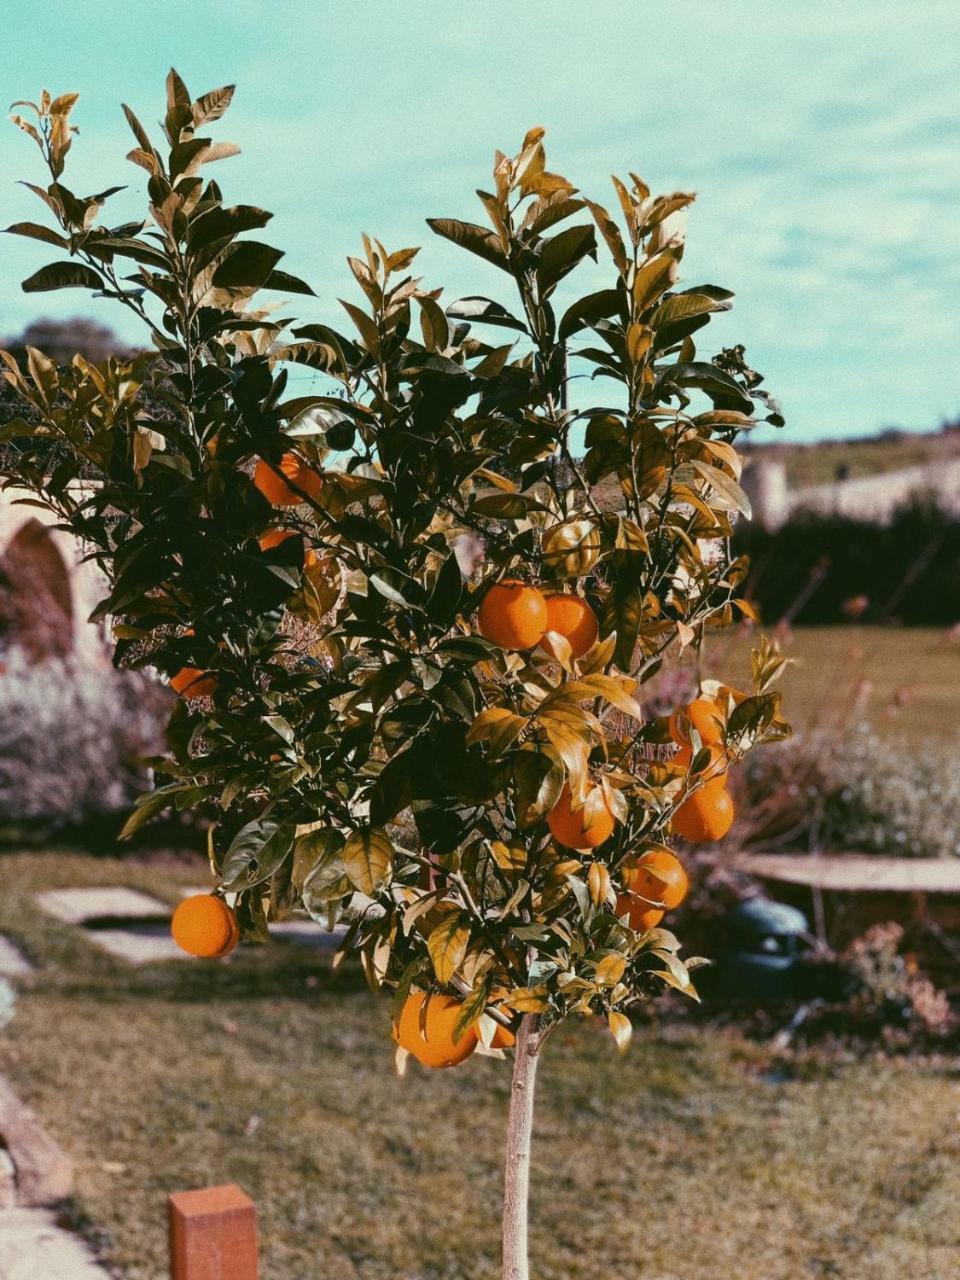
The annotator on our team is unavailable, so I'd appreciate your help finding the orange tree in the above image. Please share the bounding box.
[2,76,788,1279]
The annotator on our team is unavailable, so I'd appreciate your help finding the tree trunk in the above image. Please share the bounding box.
[502,1014,541,1280]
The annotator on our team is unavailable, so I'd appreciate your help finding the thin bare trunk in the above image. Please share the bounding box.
[502,1014,541,1280]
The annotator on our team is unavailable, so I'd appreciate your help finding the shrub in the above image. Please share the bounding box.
[0,75,789,1279]
[0,652,167,830]
[843,922,952,1039]
[735,500,960,626]
[738,725,960,858]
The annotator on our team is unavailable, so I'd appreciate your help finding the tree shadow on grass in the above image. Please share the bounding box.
[34,939,371,1005]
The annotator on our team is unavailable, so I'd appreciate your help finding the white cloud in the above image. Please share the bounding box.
[1,0,957,440]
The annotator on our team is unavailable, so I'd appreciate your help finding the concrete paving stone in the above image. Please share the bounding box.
[0,1208,110,1280]
[0,941,31,980]
[36,886,345,964]
[0,1152,15,1212]
[269,919,346,949]
[80,926,190,965]
[35,887,169,925]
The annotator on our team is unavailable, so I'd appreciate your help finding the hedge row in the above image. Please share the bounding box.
[735,502,960,626]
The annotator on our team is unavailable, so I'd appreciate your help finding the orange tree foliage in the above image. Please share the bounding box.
[1,75,788,1051]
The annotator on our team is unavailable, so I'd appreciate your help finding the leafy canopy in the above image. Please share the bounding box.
[2,76,787,1051]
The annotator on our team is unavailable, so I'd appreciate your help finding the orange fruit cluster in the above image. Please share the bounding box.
[392,992,478,1068]
[169,628,217,700]
[170,894,239,959]
[478,580,599,658]
[669,698,736,843]
[253,451,324,507]
[548,784,615,851]
[615,848,690,932]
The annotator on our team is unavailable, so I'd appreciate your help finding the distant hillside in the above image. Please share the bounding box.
[742,422,960,489]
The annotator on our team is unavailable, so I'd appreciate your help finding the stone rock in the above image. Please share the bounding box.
[0,939,32,980]
[0,1208,110,1279]
[0,1078,72,1207]
[35,887,168,925]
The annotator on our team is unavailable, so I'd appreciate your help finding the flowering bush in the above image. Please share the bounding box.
[843,921,952,1038]
[738,725,960,858]
[0,652,167,830]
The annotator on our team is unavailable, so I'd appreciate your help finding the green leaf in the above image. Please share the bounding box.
[118,784,188,840]
[537,223,596,293]
[558,288,623,340]
[341,827,394,895]
[446,296,527,333]
[4,222,69,248]
[292,827,345,892]
[221,819,296,891]
[301,843,353,915]
[21,261,104,293]
[426,218,510,271]
[427,910,471,984]
[212,241,284,289]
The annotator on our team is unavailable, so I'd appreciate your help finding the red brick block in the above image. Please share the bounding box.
[169,1184,258,1280]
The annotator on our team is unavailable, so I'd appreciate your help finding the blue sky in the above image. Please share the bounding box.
[1,0,958,443]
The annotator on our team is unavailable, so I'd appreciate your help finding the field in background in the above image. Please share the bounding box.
[706,626,955,744]
[744,426,960,488]
[2,851,960,1280]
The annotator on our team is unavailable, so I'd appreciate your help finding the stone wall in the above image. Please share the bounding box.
[0,487,108,666]
[743,457,960,530]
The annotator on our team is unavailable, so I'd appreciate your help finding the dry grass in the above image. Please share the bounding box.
[745,428,960,489]
[2,852,960,1279]
[702,625,959,746]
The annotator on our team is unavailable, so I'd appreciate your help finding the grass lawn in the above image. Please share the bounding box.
[705,625,958,745]
[2,852,960,1280]
[746,429,960,490]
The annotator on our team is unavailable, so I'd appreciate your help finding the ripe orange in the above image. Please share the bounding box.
[170,666,217,698]
[489,1020,516,1049]
[258,526,299,553]
[624,849,689,910]
[392,992,479,1068]
[669,697,725,747]
[672,781,735,843]
[478,579,548,650]
[170,631,217,698]
[543,593,599,659]
[615,893,664,933]
[672,741,728,786]
[548,784,616,850]
[171,894,239,959]
[253,452,324,507]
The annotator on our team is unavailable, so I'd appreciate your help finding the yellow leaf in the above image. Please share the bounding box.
[467,706,527,755]
[341,827,393,895]
[541,519,601,579]
[427,909,470,984]
[596,953,627,985]
[587,861,611,906]
[503,986,551,1014]
[608,1010,633,1051]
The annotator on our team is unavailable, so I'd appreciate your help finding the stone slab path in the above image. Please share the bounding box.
[35,886,168,925]
[35,885,346,964]
[0,941,31,980]
[0,1209,110,1279]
